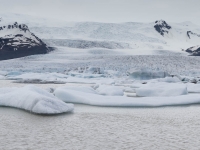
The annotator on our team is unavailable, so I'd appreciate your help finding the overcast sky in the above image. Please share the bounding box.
[0,0,200,25]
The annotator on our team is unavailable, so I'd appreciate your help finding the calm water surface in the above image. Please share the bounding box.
[1,105,200,150]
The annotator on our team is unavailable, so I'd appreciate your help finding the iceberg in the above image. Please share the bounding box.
[54,86,200,107]
[96,85,124,96]
[136,82,187,97]
[55,86,98,94]
[187,83,200,93]
[0,86,74,114]
[156,77,181,83]
[129,69,169,80]
[7,72,69,83]
[66,77,115,84]
[0,75,5,80]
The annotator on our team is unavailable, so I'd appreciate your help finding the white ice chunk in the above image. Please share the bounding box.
[131,83,146,88]
[7,72,69,82]
[96,85,124,96]
[0,87,18,94]
[157,77,181,83]
[136,82,187,97]
[6,71,22,77]
[187,83,200,93]
[68,72,104,78]
[66,77,115,84]
[0,71,8,76]
[57,86,98,94]
[0,75,5,80]
[129,69,169,80]
[0,86,74,114]
[124,87,136,93]
[54,87,200,107]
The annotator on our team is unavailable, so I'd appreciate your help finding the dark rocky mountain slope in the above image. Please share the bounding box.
[0,21,49,60]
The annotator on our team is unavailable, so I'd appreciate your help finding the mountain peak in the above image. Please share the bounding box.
[154,20,172,36]
[186,45,200,56]
[0,22,29,33]
[0,22,49,60]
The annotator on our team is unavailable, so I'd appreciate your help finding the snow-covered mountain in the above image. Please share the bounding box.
[29,20,200,52]
[154,20,172,36]
[0,19,49,60]
[1,14,200,56]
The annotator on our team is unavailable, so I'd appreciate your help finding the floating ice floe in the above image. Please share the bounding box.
[66,77,115,84]
[123,87,136,93]
[130,82,146,88]
[54,86,200,107]
[0,87,18,94]
[136,82,187,97]
[68,72,105,78]
[0,75,5,80]
[187,83,200,93]
[0,71,8,76]
[96,85,124,96]
[6,71,23,77]
[55,86,98,94]
[3,70,116,85]
[7,72,68,80]
[156,76,181,83]
[129,68,169,80]
[0,85,74,114]
[7,72,69,84]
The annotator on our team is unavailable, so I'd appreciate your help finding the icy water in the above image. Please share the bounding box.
[1,105,200,150]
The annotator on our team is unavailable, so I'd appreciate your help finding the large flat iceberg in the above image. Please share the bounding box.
[136,82,187,97]
[54,86,200,107]
[0,86,74,114]
[96,85,124,96]
[187,83,200,93]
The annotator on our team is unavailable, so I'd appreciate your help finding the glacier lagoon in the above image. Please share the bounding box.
[1,104,200,150]
[1,14,200,149]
